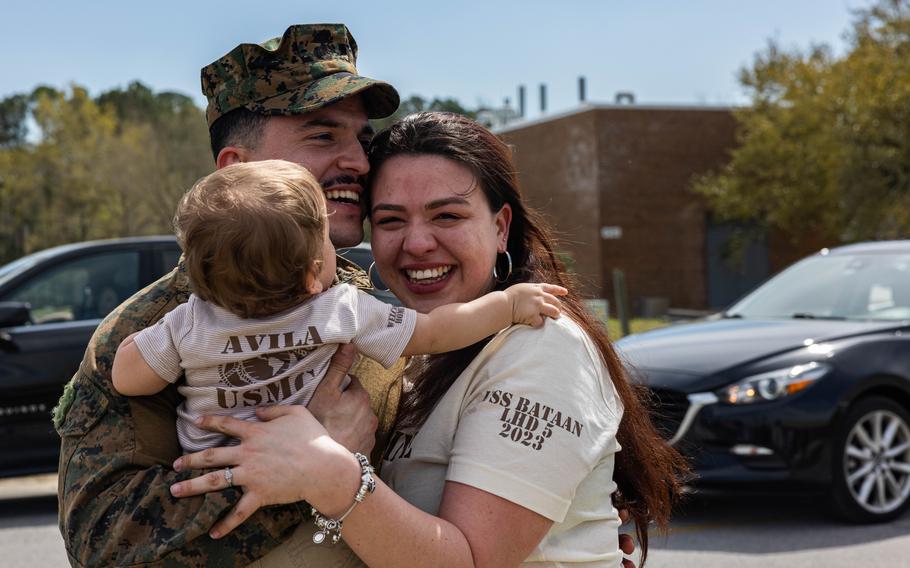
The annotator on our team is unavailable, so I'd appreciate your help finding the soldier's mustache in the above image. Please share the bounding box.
[322,175,363,190]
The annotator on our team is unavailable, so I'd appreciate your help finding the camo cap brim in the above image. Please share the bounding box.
[242,72,399,122]
[202,24,399,127]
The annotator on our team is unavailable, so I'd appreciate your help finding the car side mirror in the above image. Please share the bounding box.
[0,301,32,328]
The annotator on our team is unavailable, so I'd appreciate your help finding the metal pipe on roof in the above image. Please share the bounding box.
[615,91,635,104]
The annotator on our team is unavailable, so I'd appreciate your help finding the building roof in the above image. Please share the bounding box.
[493,102,737,135]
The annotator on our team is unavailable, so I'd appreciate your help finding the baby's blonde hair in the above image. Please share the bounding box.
[175,160,327,318]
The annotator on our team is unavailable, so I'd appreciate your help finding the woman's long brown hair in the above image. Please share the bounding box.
[368,112,689,565]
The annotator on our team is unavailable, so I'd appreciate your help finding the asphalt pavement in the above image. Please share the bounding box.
[0,475,65,567]
[1,475,908,567]
[647,487,910,567]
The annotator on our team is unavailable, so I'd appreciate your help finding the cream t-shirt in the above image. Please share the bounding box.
[382,316,624,567]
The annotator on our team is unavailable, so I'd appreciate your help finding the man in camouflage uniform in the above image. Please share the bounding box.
[53,24,403,567]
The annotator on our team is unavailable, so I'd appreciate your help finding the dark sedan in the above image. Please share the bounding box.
[0,239,395,478]
[617,240,910,523]
[0,236,181,477]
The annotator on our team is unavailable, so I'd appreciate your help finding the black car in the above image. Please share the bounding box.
[0,236,181,477]
[0,239,397,477]
[617,240,910,523]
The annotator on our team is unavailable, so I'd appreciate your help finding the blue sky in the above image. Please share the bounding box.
[1,0,867,119]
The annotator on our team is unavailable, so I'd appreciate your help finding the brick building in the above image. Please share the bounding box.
[497,104,811,313]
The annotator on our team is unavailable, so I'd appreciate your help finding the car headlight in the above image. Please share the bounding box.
[720,362,831,405]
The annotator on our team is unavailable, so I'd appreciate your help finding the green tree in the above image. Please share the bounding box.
[0,81,480,264]
[96,81,212,230]
[0,94,29,148]
[694,0,910,243]
[32,86,138,246]
[0,82,212,264]
[0,87,123,257]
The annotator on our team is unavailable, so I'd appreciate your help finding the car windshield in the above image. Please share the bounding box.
[726,252,910,321]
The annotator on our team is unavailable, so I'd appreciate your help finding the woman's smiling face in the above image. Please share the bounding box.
[369,154,511,314]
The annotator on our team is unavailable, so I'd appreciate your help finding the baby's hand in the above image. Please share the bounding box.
[505,283,568,327]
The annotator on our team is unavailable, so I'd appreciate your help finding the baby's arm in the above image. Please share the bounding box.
[402,283,567,356]
[112,332,171,396]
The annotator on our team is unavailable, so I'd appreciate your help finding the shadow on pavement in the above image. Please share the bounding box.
[0,495,58,530]
[652,486,910,554]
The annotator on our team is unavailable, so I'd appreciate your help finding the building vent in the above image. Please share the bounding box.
[615,91,635,104]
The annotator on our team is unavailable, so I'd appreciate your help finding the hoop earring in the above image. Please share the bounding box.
[492,250,513,284]
[367,262,390,292]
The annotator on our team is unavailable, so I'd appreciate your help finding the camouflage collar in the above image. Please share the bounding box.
[335,254,372,290]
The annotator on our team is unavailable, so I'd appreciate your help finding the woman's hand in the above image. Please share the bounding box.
[169,344,377,538]
[307,344,379,455]
[170,405,362,538]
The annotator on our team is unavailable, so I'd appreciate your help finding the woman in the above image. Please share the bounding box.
[171,112,687,567]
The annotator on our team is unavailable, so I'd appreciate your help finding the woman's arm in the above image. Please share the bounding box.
[341,478,553,568]
[170,407,552,568]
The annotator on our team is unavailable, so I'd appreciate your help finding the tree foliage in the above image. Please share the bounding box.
[694,0,910,243]
[0,94,29,148]
[0,82,475,265]
[0,82,212,264]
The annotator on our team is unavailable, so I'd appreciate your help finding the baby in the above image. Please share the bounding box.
[112,160,566,452]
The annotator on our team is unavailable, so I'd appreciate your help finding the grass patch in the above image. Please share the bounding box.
[604,318,670,339]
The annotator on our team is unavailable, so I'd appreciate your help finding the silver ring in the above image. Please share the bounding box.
[224,466,234,487]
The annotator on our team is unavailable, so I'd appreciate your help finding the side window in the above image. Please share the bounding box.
[851,255,910,318]
[160,248,182,275]
[2,251,140,324]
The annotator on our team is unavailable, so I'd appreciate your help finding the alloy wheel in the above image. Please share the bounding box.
[843,409,910,515]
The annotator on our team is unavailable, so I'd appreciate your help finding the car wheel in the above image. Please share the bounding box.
[831,396,910,523]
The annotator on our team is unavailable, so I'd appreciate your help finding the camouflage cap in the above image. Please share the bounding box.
[201,24,399,127]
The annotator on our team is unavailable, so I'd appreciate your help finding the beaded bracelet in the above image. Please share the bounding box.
[311,452,376,544]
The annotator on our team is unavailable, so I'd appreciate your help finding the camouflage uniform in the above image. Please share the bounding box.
[53,23,402,567]
[54,258,402,567]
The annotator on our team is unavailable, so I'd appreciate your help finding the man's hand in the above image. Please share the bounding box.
[307,344,379,455]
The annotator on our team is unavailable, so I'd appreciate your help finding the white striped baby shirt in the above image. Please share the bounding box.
[133,283,416,452]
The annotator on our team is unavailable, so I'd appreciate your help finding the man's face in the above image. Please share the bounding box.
[247,96,373,248]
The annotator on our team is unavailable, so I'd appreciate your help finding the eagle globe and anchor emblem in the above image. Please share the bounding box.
[217,346,317,388]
